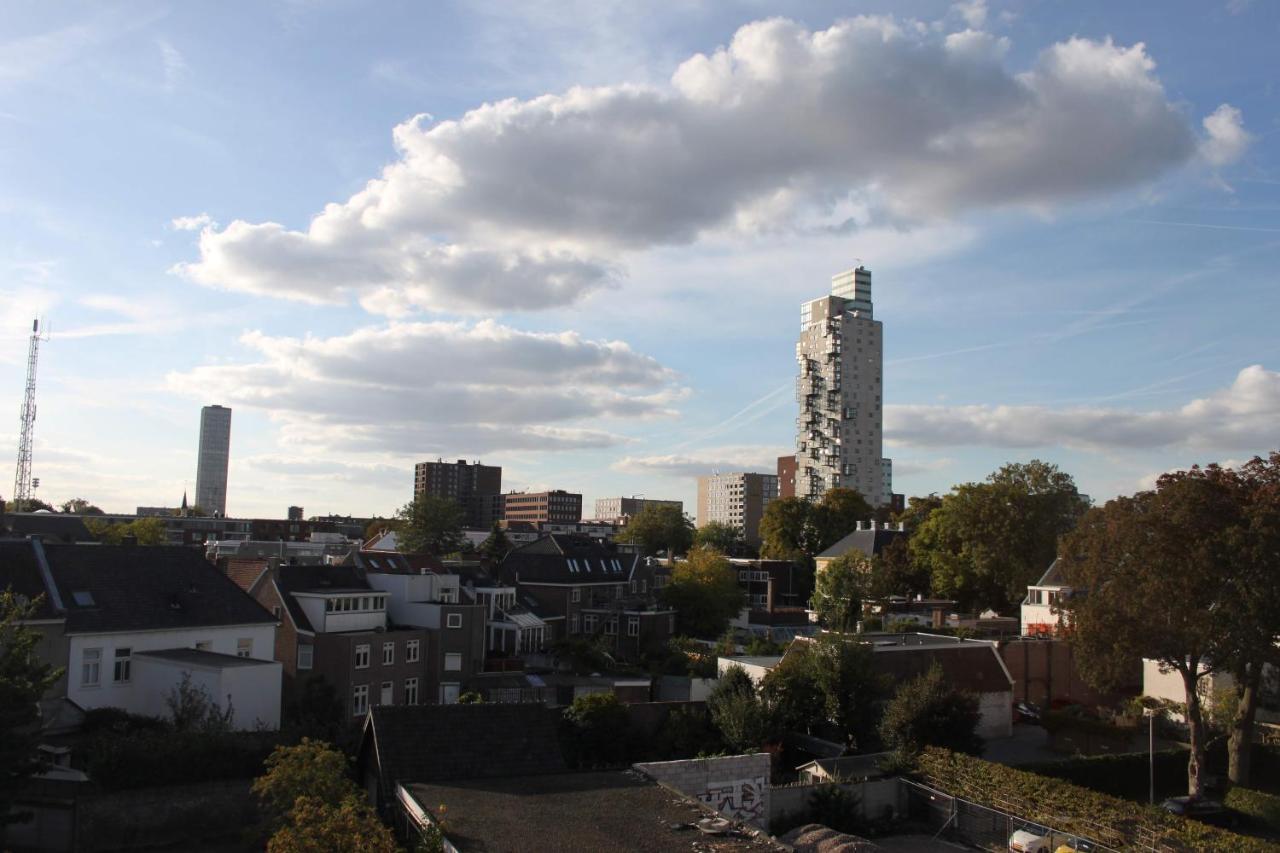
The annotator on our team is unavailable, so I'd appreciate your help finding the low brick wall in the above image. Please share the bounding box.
[77,780,258,852]
[634,753,770,828]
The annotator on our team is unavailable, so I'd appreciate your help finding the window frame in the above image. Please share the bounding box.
[82,648,102,688]
[113,647,132,684]
[444,652,462,672]
[352,684,369,716]
[406,639,420,663]
[354,643,370,669]
[382,641,395,665]
[405,677,419,706]
[236,638,253,659]
[297,644,314,670]
[446,613,463,629]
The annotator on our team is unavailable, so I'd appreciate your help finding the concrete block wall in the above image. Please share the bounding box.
[634,753,770,828]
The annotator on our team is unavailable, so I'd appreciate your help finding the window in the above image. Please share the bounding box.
[446,613,462,629]
[380,681,393,706]
[569,614,580,634]
[355,644,370,669]
[627,617,639,637]
[630,579,637,593]
[236,638,253,659]
[444,652,462,672]
[195,641,211,651]
[352,685,369,716]
[82,648,101,687]
[113,647,132,683]
[571,588,581,603]
[297,645,313,670]
[382,642,395,665]
[272,605,281,619]
[406,640,420,663]
[641,579,648,594]
[405,678,419,705]
[605,617,617,635]
[584,614,598,633]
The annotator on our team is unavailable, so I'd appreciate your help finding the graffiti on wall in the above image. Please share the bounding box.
[697,776,768,826]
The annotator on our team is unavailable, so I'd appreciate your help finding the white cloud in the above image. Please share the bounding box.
[951,0,988,29]
[176,17,1206,314]
[157,37,186,92]
[886,365,1280,453]
[613,444,790,478]
[164,320,683,455]
[170,212,215,231]
[1200,103,1252,167]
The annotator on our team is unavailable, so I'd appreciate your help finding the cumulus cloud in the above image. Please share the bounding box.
[886,365,1280,453]
[614,444,790,477]
[165,320,682,455]
[170,212,214,231]
[1200,103,1252,166]
[176,16,1213,314]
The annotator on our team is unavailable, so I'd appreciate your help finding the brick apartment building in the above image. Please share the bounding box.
[500,535,674,661]
[502,490,583,525]
[414,459,502,528]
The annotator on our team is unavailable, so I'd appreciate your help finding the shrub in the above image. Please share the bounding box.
[82,729,279,790]
[1023,750,1190,801]
[562,693,631,767]
[878,662,982,756]
[808,784,862,835]
[1226,787,1280,835]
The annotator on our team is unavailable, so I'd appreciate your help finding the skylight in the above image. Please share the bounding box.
[72,591,95,607]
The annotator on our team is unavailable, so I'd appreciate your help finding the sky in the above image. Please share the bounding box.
[0,0,1277,520]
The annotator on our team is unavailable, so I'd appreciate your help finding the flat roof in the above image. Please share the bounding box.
[720,655,785,667]
[403,771,779,852]
[134,648,273,668]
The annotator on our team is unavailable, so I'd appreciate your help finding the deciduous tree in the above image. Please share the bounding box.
[253,738,357,829]
[620,504,693,561]
[708,665,769,753]
[265,795,397,853]
[0,592,62,834]
[396,497,465,555]
[661,548,745,638]
[693,520,744,554]
[808,488,875,554]
[879,662,982,756]
[811,552,867,633]
[758,497,811,562]
[479,521,513,560]
[1061,468,1240,798]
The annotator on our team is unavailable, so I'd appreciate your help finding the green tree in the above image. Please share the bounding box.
[396,497,465,555]
[84,516,166,545]
[894,494,943,530]
[759,636,886,749]
[7,498,53,513]
[912,460,1089,613]
[693,520,744,554]
[807,488,875,554]
[619,504,693,561]
[866,536,931,601]
[479,521,513,561]
[1211,454,1280,787]
[166,672,234,732]
[59,498,103,515]
[253,738,357,828]
[266,794,398,853]
[811,552,867,632]
[1061,468,1240,798]
[878,662,983,756]
[661,548,745,638]
[707,665,770,753]
[0,592,62,834]
[758,497,811,562]
[563,692,631,767]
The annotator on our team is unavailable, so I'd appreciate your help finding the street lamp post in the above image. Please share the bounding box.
[1143,708,1158,804]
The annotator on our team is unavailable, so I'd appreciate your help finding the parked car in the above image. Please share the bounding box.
[1013,700,1042,724]
[1009,828,1095,852]
[1160,796,1240,828]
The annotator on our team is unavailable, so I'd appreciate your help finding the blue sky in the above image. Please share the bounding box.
[1,0,1277,519]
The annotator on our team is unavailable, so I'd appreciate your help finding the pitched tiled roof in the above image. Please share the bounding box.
[364,703,566,797]
[1033,557,1068,587]
[815,527,905,560]
[2,513,93,543]
[352,550,445,575]
[38,543,277,634]
[0,540,61,619]
[501,534,637,585]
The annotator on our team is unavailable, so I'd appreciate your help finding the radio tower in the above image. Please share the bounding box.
[12,319,48,511]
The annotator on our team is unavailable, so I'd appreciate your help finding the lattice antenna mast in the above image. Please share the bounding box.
[12,318,49,511]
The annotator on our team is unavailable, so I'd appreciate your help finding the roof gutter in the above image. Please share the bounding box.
[30,537,66,613]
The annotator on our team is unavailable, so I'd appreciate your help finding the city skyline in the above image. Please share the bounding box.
[2,1,1278,518]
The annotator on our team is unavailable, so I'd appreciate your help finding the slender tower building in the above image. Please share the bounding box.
[795,266,892,505]
[194,405,232,516]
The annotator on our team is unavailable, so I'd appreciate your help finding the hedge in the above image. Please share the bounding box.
[1226,788,1280,837]
[914,747,1277,852]
[1024,749,1190,801]
[81,730,281,790]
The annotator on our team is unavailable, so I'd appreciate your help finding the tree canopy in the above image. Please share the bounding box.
[758,497,811,562]
[479,521,513,561]
[84,516,166,545]
[395,496,465,555]
[911,460,1089,613]
[693,520,745,555]
[0,592,62,831]
[759,636,887,749]
[619,504,693,559]
[759,488,875,563]
[810,552,867,632]
[661,548,745,638]
[59,498,103,515]
[1061,466,1239,797]
[879,662,983,756]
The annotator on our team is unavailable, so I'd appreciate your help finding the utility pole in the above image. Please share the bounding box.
[12,318,48,511]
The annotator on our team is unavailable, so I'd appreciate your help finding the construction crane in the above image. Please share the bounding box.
[12,318,48,511]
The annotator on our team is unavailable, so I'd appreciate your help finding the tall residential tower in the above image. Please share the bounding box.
[795,266,891,505]
[195,404,232,516]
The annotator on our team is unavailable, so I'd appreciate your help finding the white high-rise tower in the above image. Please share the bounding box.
[195,405,232,516]
[795,266,892,505]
